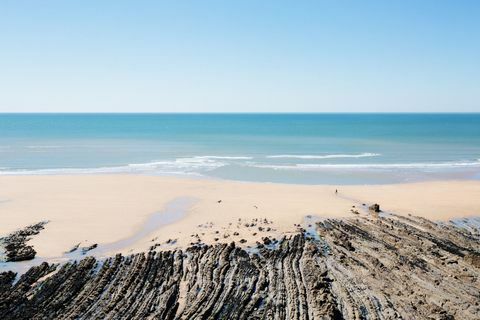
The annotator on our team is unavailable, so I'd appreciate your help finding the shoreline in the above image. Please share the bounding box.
[1,175,479,261]
[1,166,479,186]
[3,214,480,319]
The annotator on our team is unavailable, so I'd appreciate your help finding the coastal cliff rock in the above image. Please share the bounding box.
[0,214,479,319]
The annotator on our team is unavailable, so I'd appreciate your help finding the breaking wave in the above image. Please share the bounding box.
[1,155,479,176]
[0,156,235,176]
[250,161,480,170]
[266,153,380,159]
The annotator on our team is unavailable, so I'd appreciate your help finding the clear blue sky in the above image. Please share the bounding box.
[1,0,479,112]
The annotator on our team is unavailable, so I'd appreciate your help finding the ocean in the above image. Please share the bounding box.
[1,113,479,184]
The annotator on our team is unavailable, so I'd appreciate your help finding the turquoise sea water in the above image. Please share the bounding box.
[1,113,479,184]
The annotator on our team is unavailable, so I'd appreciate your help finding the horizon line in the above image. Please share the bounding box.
[1,111,480,115]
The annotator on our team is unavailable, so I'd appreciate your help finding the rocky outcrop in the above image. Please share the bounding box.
[0,222,47,262]
[0,215,479,319]
[81,243,98,255]
[368,203,381,212]
[465,252,480,268]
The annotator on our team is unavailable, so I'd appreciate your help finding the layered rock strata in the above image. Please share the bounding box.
[1,214,479,319]
[0,222,47,262]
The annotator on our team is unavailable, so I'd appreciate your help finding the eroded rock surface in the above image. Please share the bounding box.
[0,222,47,262]
[0,215,479,319]
[368,203,381,213]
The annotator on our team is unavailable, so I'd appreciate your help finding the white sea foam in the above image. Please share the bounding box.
[266,153,380,159]
[0,156,228,176]
[193,156,253,160]
[1,156,480,176]
[0,166,205,176]
[250,161,480,170]
[128,157,227,170]
[0,167,129,175]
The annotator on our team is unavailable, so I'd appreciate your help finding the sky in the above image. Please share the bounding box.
[0,0,479,113]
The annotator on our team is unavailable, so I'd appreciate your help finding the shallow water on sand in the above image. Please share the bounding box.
[94,196,197,256]
[0,196,197,277]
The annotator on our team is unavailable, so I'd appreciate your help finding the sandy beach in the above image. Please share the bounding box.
[0,175,479,259]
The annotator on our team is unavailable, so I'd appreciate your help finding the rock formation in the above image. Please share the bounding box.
[1,214,479,319]
[0,222,47,262]
[368,203,381,212]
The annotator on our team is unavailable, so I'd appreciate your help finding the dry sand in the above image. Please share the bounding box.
[0,175,479,258]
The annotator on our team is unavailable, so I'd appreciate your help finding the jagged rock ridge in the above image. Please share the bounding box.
[1,214,479,319]
[0,221,47,262]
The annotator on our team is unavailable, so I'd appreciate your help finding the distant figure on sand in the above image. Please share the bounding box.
[335,189,338,194]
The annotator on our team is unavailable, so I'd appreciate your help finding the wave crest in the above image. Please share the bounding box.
[0,156,231,176]
[251,161,480,170]
[266,153,380,159]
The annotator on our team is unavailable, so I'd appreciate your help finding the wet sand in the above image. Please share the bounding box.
[0,175,479,260]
